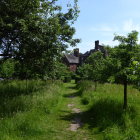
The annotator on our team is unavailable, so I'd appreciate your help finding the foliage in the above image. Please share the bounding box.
[0,59,15,79]
[77,31,140,108]
[129,51,140,90]
[76,51,106,89]
[86,51,105,82]
[0,0,80,79]
[112,31,140,108]
[113,31,139,81]
[76,63,91,80]
[44,61,72,81]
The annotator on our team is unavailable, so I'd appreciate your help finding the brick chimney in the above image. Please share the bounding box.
[74,48,79,57]
[95,40,99,50]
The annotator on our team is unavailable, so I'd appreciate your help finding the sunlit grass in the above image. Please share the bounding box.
[1,80,140,139]
[77,81,140,140]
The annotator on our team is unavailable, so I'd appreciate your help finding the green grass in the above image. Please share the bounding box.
[77,81,140,140]
[0,80,96,140]
[1,80,140,140]
[0,80,64,140]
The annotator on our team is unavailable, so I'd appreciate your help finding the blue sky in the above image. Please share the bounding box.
[58,0,140,53]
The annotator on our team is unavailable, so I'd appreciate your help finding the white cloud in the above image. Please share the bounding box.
[90,19,140,33]
[90,20,140,37]
[123,19,140,32]
[77,20,140,53]
[91,25,118,32]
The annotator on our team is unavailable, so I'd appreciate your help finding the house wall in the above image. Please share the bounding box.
[69,64,77,72]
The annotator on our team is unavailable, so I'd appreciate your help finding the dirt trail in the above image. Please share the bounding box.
[69,107,83,132]
[66,89,83,132]
[59,81,96,139]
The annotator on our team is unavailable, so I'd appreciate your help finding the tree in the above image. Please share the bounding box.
[86,51,105,90]
[76,51,106,90]
[76,63,92,81]
[113,31,139,109]
[0,0,80,79]
[129,49,140,90]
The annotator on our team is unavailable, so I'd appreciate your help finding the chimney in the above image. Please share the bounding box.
[74,48,79,57]
[95,40,99,50]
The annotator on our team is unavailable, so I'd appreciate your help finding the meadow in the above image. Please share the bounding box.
[0,80,140,140]
[0,80,64,140]
[77,81,140,140]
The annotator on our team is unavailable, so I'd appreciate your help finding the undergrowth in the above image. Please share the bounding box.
[77,80,140,140]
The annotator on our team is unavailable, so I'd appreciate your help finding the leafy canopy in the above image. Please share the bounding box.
[0,0,80,79]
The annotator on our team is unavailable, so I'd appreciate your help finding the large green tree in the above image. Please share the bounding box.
[0,0,80,79]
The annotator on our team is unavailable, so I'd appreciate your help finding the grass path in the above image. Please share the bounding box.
[1,81,139,139]
[44,81,96,140]
[43,81,140,140]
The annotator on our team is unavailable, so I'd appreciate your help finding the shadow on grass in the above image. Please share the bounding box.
[0,80,46,118]
[63,91,81,98]
[17,121,45,137]
[68,86,77,90]
[0,81,43,98]
[0,96,28,118]
[63,84,82,98]
[61,98,136,132]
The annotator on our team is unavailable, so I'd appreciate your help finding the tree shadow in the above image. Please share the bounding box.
[0,97,28,118]
[0,81,42,98]
[68,86,77,90]
[63,91,81,98]
[0,80,45,118]
[60,98,136,132]
[63,84,82,98]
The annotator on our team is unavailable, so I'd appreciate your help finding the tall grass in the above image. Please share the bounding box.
[0,80,63,139]
[77,81,140,140]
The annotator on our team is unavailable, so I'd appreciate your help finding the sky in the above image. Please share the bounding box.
[58,0,140,53]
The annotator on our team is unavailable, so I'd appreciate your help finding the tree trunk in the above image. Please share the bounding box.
[123,80,127,109]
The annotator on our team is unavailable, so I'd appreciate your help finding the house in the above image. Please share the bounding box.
[63,40,107,72]
[63,49,80,72]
